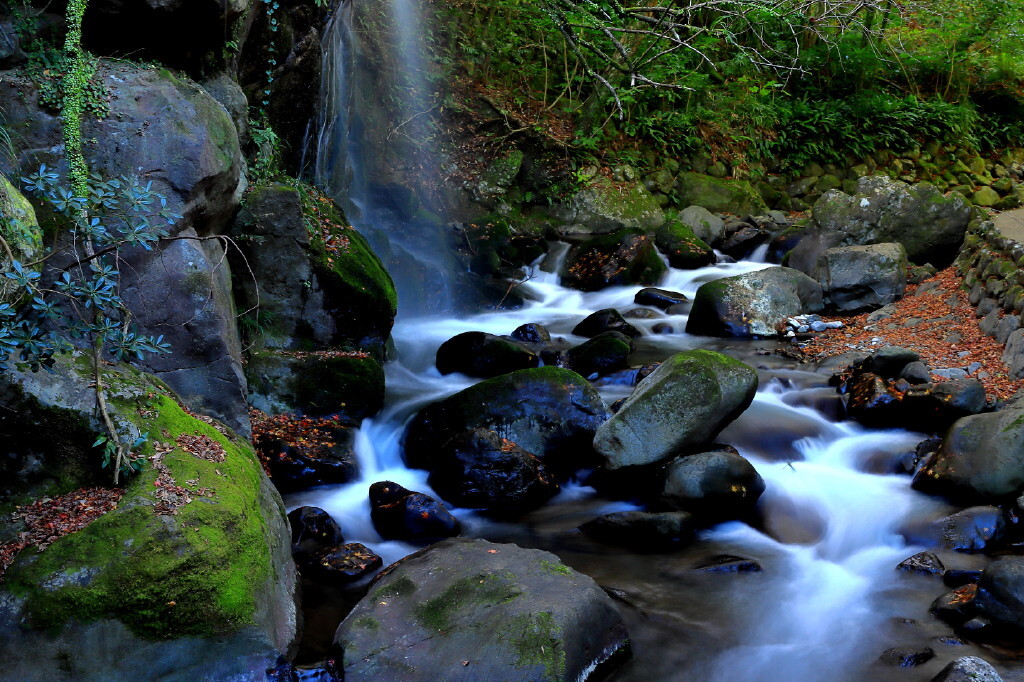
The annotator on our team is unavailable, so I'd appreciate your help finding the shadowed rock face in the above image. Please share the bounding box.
[335,538,630,680]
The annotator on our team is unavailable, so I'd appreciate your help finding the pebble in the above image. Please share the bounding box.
[810,321,828,332]
[934,368,969,380]
[957,351,970,358]
[968,362,982,373]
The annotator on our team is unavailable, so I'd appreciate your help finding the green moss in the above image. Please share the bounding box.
[538,560,572,577]
[507,611,566,681]
[371,574,417,601]
[654,221,715,269]
[353,615,380,631]
[412,571,522,632]
[5,367,274,639]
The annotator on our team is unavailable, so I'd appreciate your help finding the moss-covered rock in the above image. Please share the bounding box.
[246,349,385,421]
[0,354,296,679]
[593,350,758,469]
[676,172,769,215]
[560,228,667,291]
[0,172,42,305]
[654,221,716,269]
[552,178,665,234]
[686,267,824,337]
[335,538,629,680]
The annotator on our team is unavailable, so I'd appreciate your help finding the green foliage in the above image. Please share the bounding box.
[249,118,284,184]
[60,0,93,197]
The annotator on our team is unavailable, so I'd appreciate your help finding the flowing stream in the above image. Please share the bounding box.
[286,249,1018,679]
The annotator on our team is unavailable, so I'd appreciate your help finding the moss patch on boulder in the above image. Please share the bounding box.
[0,172,43,304]
[676,173,769,215]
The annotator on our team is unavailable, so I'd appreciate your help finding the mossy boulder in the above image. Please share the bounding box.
[0,354,296,679]
[560,229,667,291]
[913,409,1024,504]
[404,367,610,478]
[552,178,665,234]
[654,221,716,269]
[0,172,43,305]
[593,350,758,469]
[788,176,971,274]
[686,267,824,337]
[675,172,769,215]
[676,205,726,245]
[246,349,385,422]
[334,538,629,680]
[566,331,632,379]
[229,182,396,356]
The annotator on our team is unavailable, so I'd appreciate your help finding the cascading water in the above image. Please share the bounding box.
[304,2,1017,678]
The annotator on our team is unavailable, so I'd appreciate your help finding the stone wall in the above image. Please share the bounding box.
[955,218,1024,378]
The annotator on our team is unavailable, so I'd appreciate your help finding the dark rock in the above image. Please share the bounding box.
[652,323,674,334]
[369,481,461,544]
[899,361,932,385]
[931,656,1004,682]
[974,556,1024,633]
[879,646,935,668]
[944,569,983,588]
[435,331,539,379]
[896,552,945,577]
[334,538,631,680]
[719,225,769,260]
[845,373,900,426]
[405,367,610,477]
[594,351,758,469]
[931,584,978,625]
[654,221,716,269]
[560,229,666,291]
[934,507,1007,553]
[510,323,551,344]
[261,427,359,493]
[579,511,696,551]
[566,332,633,379]
[634,287,689,309]
[866,346,921,378]
[623,308,661,320]
[816,243,908,312]
[686,267,824,337]
[573,308,642,338]
[307,543,383,583]
[288,506,344,562]
[661,447,765,520]
[427,429,559,515]
[913,409,1024,503]
[695,555,763,572]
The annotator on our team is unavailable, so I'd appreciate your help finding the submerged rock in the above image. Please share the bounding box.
[879,646,935,667]
[335,538,630,680]
[594,351,758,469]
[579,511,696,551]
[686,267,824,337]
[369,481,461,544]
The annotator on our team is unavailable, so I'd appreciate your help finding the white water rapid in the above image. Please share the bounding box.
[285,248,1013,679]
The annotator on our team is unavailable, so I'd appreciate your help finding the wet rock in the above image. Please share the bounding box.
[913,409,1024,503]
[307,543,383,583]
[931,584,978,625]
[931,656,1003,682]
[661,447,765,520]
[335,538,631,680]
[428,429,559,515]
[260,427,359,493]
[594,351,758,469]
[623,308,661,320]
[654,221,716,269]
[634,288,689,310]
[435,331,539,379]
[934,507,1007,553]
[973,556,1024,633]
[405,367,610,477]
[686,267,824,338]
[719,225,769,260]
[561,229,667,291]
[896,552,945,577]
[573,308,642,338]
[510,323,551,344]
[694,555,763,573]
[879,646,935,667]
[369,481,461,544]
[944,569,983,588]
[651,323,674,334]
[579,511,696,551]
[566,332,633,379]
[844,372,900,426]
[288,506,344,562]
[816,243,908,313]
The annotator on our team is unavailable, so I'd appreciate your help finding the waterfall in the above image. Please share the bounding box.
[313,0,460,316]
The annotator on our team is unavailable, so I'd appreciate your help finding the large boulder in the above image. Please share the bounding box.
[676,205,726,245]
[660,446,765,520]
[974,557,1024,634]
[229,183,397,356]
[552,178,664,234]
[816,243,908,312]
[435,331,539,378]
[1,62,248,434]
[405,367,611,477]
[593,351,758,469]
[787,176,971,272]
[686,267,824,337]
[675,172,769,215]
[0,172,43,304]
[560,229,666,291]
[334,538,630,680]
[0,354,297,679]
[913,409,1024,503]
